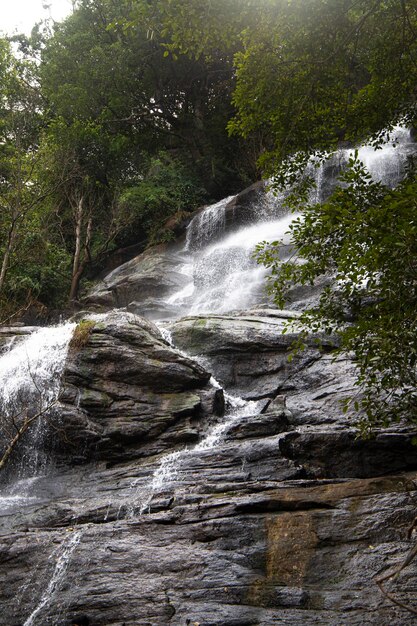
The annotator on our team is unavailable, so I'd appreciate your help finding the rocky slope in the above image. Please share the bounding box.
[1,311,417,625]
[3,137,417,625]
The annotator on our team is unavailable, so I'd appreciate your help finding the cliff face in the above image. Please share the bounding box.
[1,311,417,626]
[2,133,417,625]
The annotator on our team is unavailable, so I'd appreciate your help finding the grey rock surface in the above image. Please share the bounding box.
[169,312,352,426]
[1,311,417,626]
[57,311,220,463]
[83,246,189,315]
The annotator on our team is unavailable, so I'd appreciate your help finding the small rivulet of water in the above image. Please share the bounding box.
[131,394,260,516]
[126,365,260,516]
[0,322,76,487]
[22,529,83,626]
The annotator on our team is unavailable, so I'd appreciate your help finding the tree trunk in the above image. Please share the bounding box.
[69,202,92,303]
[0,223,16,293]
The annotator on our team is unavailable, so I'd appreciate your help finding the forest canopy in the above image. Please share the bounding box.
[1,0,416,428]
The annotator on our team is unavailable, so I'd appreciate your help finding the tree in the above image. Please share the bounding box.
[41,0,256,197]
[0,37,67,319]
[39,116,123,302]
[229,0,417,177]
[32,0,260,302]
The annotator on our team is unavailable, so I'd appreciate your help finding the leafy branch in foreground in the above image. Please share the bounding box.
[256,155,417,433]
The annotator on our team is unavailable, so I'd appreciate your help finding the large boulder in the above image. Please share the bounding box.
[83,246,190,315]
[56,312,223,464]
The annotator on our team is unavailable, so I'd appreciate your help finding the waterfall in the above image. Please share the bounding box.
[5,127,416,626]
[0,322,76,417]
[133,391,260,516]
[353,125,413,186]
[164,164,321,315]
[0,322,75,490]
[114,329,262,516]
[185,195,235,251]
[162,126,414,318]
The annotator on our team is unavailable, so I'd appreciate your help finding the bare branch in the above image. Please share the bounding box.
[0,400,57,472]
[375,520,417,616]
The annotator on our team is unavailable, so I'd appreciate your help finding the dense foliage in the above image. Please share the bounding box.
[0,0,259,315]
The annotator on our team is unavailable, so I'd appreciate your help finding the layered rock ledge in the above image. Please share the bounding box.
[0,312,417,626]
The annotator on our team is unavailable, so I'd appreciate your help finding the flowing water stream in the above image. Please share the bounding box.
[132,388,260,516]
[0,322,76,504]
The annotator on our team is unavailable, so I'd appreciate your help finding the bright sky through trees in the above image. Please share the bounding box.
[0,0,73,35]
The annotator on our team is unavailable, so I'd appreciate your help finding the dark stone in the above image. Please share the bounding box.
[279,429,417,478]
[2,306,417,626]
[70,616,90,626]
[225,410,291,440]
[169,312,338,404]
[55,311,220,463]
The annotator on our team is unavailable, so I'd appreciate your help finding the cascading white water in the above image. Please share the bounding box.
[0,322,76,418]
[0,323,84,626]
[185,195,235,251]
[128,128,415,518]
[139,127,415,507]
[0,322,76,496]
[133,390,260,516]
[167,189,296,315]
[163,126,414,317]
[353,125,414,186]
[186,212,297,314]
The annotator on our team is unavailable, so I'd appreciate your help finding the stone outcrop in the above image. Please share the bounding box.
[57,311,223,464]
[83,246,189,317]
[169,311,352,425]
[1,415,417,625]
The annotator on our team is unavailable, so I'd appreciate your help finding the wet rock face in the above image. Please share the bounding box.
[83,246,189,314]
[169,311,349,417]
[1,421,417,626]
[56,312,221,464]
[1,311,417,626]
